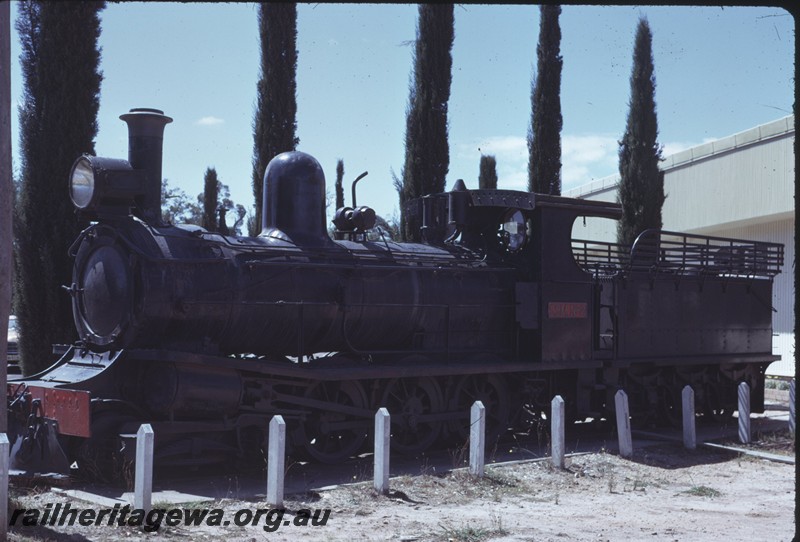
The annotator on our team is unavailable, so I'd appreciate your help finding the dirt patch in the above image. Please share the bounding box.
[8,431,796,542]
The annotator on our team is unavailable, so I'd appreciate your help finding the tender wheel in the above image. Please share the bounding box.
[381,377,443,456]
[658,384,683,429]
[448,374,511,444]
[703,383,734,423]
[296,380,369,464]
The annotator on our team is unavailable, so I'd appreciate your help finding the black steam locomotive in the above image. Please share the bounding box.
[7,109,783,474]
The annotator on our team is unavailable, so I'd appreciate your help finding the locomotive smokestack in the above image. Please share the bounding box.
[119,108,173,224]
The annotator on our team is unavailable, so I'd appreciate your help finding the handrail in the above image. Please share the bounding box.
[630,229,783,277]
[572,229,783,278]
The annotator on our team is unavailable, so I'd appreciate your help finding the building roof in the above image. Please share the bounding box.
[565,115,795,200]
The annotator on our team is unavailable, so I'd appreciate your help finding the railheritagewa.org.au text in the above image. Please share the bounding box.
[10,502,331,533]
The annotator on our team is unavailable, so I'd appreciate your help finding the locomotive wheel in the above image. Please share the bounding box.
[296,380,369,464]
[448,374,511,445]
[381,377,443,456]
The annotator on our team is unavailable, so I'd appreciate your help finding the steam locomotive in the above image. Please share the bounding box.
[7,108,783,475]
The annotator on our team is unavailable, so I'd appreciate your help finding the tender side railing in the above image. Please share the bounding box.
[572,229,784,278]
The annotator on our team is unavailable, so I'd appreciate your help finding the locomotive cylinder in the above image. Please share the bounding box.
[144,363,243,417]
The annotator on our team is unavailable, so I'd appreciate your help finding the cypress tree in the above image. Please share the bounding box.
[14,0,104,374]
[478,155,498,190]
[335,159,345,209]
[202,167,219,231]
[2,0,12,429]
[616,17,665,248]
[251,2,298,235]
[527,5,563,195]
[398,4,454,241]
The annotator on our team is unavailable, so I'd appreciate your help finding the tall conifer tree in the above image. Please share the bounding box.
[616,17,665,247]
[478,155,498,190]
[2,1,12,427]
[252,2,298,234]
[335,159,345,209]
[527,5,563,195]
[398,4,454,241]
[202,167,219,231]
[14,1,104,374]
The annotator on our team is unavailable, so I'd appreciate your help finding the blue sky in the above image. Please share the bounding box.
[8,3,794,223]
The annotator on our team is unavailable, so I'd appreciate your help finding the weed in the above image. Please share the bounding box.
[437,514,508,542]
[681,485,721,498]
[350,462,371,483]
[449,440,470,469]
[483,468,518,489]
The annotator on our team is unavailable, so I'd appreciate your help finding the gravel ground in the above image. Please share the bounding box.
[7,429,795,542]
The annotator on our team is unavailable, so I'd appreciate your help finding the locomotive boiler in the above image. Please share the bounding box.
[7,108,783,475]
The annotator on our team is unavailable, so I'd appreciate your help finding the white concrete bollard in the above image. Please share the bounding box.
[551,395,565,469]
[267,415,286,507]
[738,382,751,444]
[1,433,8,540]
[789,380,795,437]
[682,385,696,450]
[134,424,154,513]
[615,390,633,458]
[374,408,390,494]
[469,401,486,477]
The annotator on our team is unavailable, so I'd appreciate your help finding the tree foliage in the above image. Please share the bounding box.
[372,214,400,241]
[398,4,454,241]
[202,167,219,231]
[214,184,247,236]
[335,159,345,210]
[478,155,498,190]
[13,0,104,374]
[161,177,246,236]
[161,179,201,225]
[251,2,298,235]
[616,17,665,247]
[527,5,563,195]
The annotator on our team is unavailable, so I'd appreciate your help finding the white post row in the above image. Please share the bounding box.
[134,424,154,513]
[267,415,286,507]
[615,390,633,458]
[682,385,696,450]
[789,379,795,437]
[1,433,8,540]
[738,382,751,444]
[374,408,390,494]
[469,401,486,477]
[551,395,565,469]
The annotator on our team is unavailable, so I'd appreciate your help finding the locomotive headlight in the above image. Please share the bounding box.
[68,155,146,216]
[69,157,96,209]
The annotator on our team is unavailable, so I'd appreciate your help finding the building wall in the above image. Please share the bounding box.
[565,116,795,377]
[661,117,794,232]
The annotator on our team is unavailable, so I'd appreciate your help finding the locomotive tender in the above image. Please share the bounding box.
[7,109,783,473]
